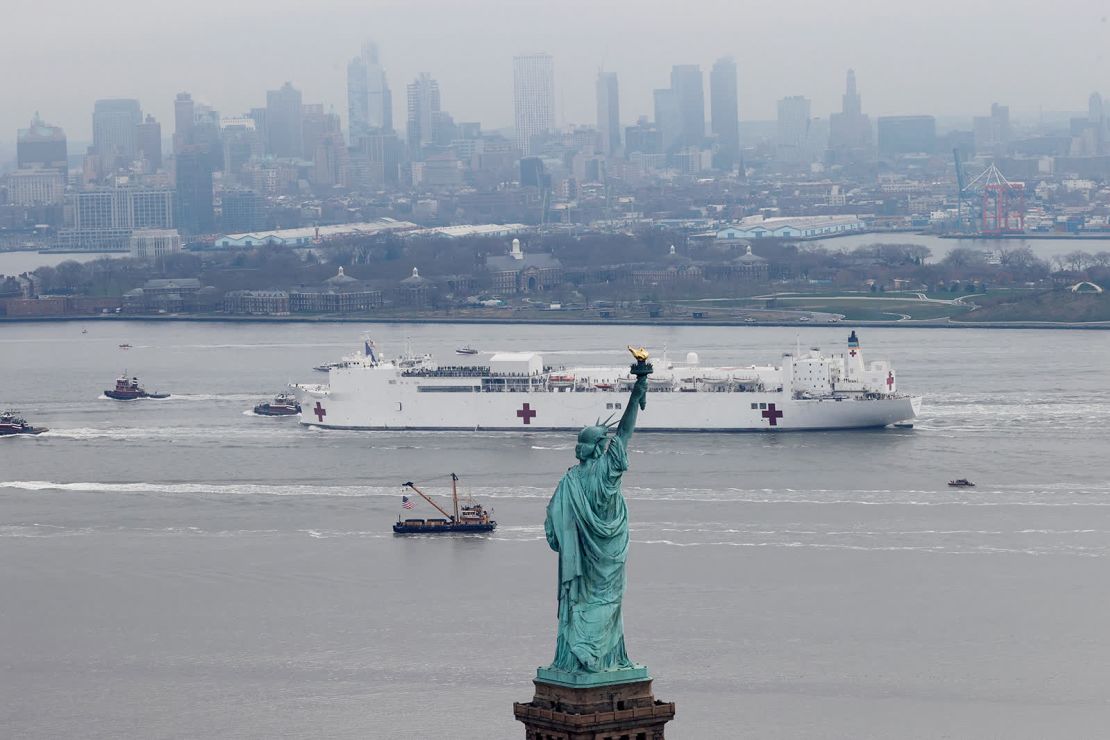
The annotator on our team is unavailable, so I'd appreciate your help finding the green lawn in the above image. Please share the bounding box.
[674,295,974,321]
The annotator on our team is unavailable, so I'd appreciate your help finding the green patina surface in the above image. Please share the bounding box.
[539,357,651,686]
[536,665,650,687]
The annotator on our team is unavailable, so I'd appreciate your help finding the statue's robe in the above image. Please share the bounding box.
[544,435,633,673]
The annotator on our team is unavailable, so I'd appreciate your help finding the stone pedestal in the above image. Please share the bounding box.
[513,675,675,740]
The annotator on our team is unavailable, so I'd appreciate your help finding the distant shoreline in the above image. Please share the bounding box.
[937,233,1110,241]
[2,314,1109,330]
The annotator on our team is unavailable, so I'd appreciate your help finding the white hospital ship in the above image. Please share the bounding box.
[294,331,920,432]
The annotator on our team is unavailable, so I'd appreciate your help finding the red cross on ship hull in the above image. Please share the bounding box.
[516,403,537,425]
[761,403,784,427]
[313,401,327,423]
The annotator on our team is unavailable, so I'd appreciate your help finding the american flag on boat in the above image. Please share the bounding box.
[401,495,415,510]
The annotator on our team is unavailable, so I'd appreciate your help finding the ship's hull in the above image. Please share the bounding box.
[392,522,497,534]
[105,390,169,400]
[0,426,47,436]
[253,405,300,416]
[297,382,921,432]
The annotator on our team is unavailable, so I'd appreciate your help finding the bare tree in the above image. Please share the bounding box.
[1062,250,1094,272]
[942,247,985,269]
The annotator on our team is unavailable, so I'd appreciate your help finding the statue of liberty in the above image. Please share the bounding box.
[540,347,652,684]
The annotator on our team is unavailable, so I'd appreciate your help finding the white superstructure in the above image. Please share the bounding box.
[294,331,920,432]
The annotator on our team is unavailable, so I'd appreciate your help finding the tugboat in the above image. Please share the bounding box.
[0,410,48,436]
[455,345,479,356]
[253,392,301,417]
[104,374,170,400]
[393,474,497,534]
[948,478,976,487]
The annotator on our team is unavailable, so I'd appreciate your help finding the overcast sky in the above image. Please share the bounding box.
[4,0,1110,143]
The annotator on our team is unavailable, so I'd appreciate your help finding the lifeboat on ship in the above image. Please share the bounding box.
[548,373,576,388]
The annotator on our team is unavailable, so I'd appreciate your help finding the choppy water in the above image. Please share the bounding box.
[2,321,1110,738]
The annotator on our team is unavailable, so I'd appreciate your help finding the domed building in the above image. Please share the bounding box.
[289,266,383,313]
[632,245,704,286]
[485,238,563,294]
[727,244,769,282]
[398,266,432,307]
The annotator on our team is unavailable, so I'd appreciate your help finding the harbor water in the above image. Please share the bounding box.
[2,321,1110,738]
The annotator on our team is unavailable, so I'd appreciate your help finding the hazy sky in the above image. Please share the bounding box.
[4,0,1110,143]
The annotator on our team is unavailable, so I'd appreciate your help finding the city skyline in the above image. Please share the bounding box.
[3,0,1108,149]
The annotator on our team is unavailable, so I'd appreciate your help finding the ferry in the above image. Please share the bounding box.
[104,374,170,400]
[0,410,48,436]
[295,331,921,432]
[393,474,497,534]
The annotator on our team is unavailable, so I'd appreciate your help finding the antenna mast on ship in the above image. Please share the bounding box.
[403,480,456,522]
[451,473,460,522]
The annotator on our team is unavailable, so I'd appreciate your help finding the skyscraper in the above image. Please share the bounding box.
[92,99,142,170]
[828,69,873,160]
[406,73,441,160]
[135,114,162,172]
[1088,92,1107,155]
[348,56,368,138]
[596,71,620,156]
[709,57,739,170]
[653,88,681,154]
[347,41,393,140]
[17,113,67,176]
[670,65,705,149]
[776,96,812,163]
[973,102,1011,155]
[1090,92,1105,126]
[174,92,195,154]
[877,116,936,155]
[513,53,555,155]
[175,146,214,234]
[219,117,262,181]
[266,82,304,158]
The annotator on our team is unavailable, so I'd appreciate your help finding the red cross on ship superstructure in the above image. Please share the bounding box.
[761,403,784,426]
[313,401,327,422]
[516,403,537,425]
[886,372,895,391]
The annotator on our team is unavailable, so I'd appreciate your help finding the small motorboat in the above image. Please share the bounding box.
[0,409,48,436]
[118,343,132,349]
[455,345,479,356]
[104,374,169,400]
[948,478,976,487]
[253,393,301,417]
[313,361,343,372]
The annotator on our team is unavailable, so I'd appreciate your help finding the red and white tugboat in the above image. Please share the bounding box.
[104,374,170,401]
[253,392,301,417]
[0,409,48,436]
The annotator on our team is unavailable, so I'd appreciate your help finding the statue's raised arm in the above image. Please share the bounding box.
[616,346,652,446]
